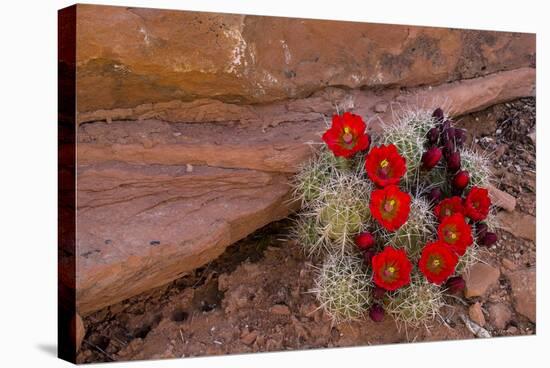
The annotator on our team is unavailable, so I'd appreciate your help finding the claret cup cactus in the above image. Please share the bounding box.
[291,106,499,326]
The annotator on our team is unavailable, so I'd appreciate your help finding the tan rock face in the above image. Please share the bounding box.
[77,67,535,125]
[497,211,536,241]
[488,184,516,212]
[76,162,293,314]
[464,263,500,298]
[468,302,486,327]
[488,303,512,330]
[75,4,535,113]
[507,268,536,322]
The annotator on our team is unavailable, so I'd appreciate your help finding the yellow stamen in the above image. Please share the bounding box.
[450,233,457,240]
[433,259,441,267]
[380,159,389,168]
[344,126,351,134]
[387,266,395,274]
[384,199,396,213]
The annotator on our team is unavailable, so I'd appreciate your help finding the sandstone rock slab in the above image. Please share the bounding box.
[506,268,536,322]
[77,67,536,125]
[497,211,536,241]
[488,184,516,212]
[76,162,293,314]
[74,4,536,113]
[469,302,486,327]
[464,263,500,298]
[488,303,512,330]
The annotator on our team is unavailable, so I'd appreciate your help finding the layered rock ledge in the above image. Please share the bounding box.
[75,4,535,112]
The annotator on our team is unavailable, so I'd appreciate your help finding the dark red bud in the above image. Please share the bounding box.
[432,108,444,122]
[442,140,456,159]
[438,119,452,133]
[422,147,442,170]
[453,170,470,190]
[372,286,386,300]
[363,249,376,266]
[455,129,466,146]
[480,232,498,246]
[444,127,457,141]
[428,187,443,204]
[427,127,440,145]
[445,276,465,294]
[475,223,488,238]
[355,232,375,251]
[447,151,461,172]
[369,304,385,322]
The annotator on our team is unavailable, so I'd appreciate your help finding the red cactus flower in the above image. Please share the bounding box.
[372,247,412,291]
[322,112,370,158]
[419,241,458,285]
[437,213,473,256]
[422,147,442,170]
[464,186,491,221]
[453,170,470,191]
[370,185,411,231]
[365,144,407,187]
[434,196,464,221]
[355,231,375,251]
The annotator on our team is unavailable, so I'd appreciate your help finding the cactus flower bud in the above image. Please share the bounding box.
[455,128,466,146]
[428,187,443,204]
[432,108,444,122]
[445,276,465,294]
[363,249,376,266]
[422,147,442,170]
[443,127,457,142]
[442,139,456,159]
[475,222,488,238]
[480,232,498,246]
[427,127,440,145]
[453,170,470,191]
[372,286,386,300]
[369,304,385,322]
[355,231,375,251]
[447,151,461,172]
[438,119,452,133]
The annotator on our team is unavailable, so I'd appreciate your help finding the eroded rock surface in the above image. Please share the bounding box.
[76,162,292,313]
[75,4,535,112]
[464,263,500,298]
[507,268,536,322]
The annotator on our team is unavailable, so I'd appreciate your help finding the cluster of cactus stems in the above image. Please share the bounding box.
[291,105,498,326]
[312,254,373,322]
